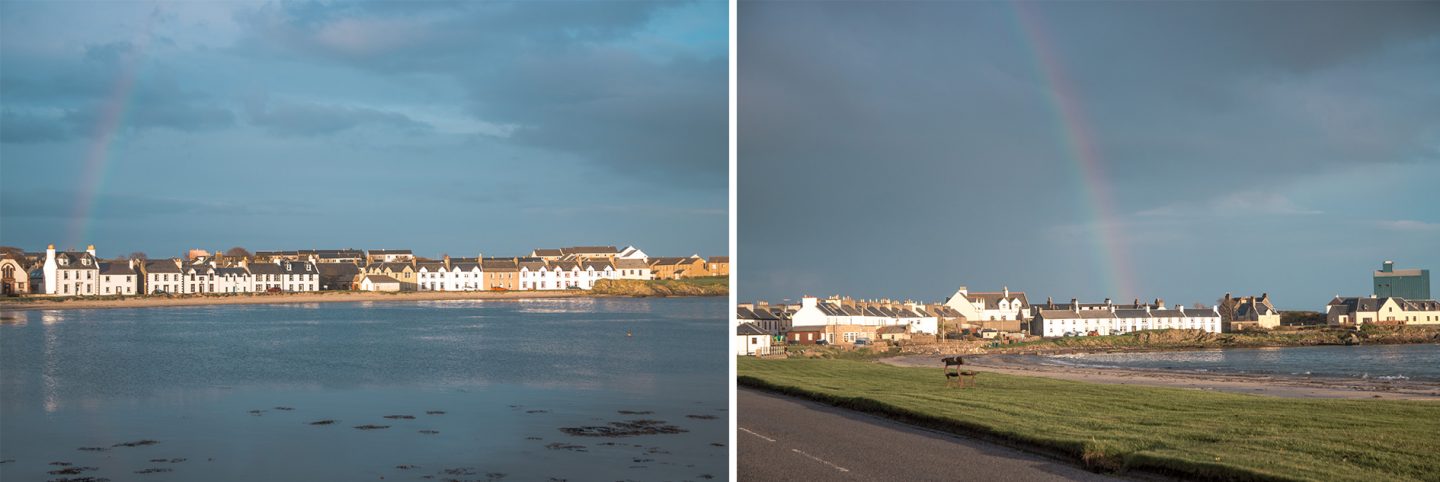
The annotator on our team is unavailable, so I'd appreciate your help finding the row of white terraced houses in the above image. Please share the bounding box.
[15,244,719,296]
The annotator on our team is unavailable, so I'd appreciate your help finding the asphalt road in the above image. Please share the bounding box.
[737,388,1123,482]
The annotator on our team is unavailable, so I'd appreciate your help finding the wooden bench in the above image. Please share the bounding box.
[943,356,978,388]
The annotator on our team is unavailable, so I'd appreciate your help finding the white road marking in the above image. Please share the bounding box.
[791,448,850,473]
[738,427,776,442]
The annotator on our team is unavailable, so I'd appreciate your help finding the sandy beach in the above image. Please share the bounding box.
[880,354,1440,400]
[0,290,594,313]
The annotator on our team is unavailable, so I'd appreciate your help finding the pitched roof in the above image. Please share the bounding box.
[615,258,649,269]
[249,263,284,275]
[708,256,729,263]
[967,291,1030,309]
[144,260,182,274]
[98,261,135,275]
[736,324,769,336]
[560,246,618,255]
[532,248,563,257]
[367,249,413,255]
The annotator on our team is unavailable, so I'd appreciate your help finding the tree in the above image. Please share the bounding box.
[130,252,148,261]
[225,247,252,258]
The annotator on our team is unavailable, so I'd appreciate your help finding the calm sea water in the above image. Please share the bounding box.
[1034,344,1440,381]
[0,297,728,481]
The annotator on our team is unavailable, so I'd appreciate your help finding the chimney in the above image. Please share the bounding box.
[1155,298,1165,309]
[1261,293,1268,301]
[1070,298,1078,311]
[1104,298,1111,305]
[86,244,96,257]
[1383,260,1394,273]
[802,296,818,309]
[1224,293,1231,301]
[1133,298,1140,308]
[1003,286,1009,297]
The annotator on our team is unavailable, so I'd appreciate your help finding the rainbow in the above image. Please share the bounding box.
[65,9,157,248]
[1009,1,1138,299]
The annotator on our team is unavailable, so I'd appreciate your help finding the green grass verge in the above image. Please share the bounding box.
[738,358,1440,481]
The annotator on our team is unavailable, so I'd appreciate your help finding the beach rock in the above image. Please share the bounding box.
[418,430,440,434]
[112,440,159,448]
[383,415,415,420]
[426,411,446,415]
[617,410,652,415]
[134,468,173,474]
[685,414,717,420]
[308,420,337,425]
[76,447,108,452]
[48,466,98,475]
[273,406,294,411]
[354,424,390,430]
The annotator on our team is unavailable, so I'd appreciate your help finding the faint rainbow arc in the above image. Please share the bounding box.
[1010,1,1138,300]
[65,8,157,249]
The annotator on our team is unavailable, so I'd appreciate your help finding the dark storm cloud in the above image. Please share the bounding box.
[245,98,430,136]
[739,1,1440,307]
[230,0,726,183]
[1,1,726,258]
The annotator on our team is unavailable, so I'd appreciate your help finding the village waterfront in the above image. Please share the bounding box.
[0,297,728,481]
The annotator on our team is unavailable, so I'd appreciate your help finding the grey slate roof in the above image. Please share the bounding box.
[737,324,768,336]
[98,261,135,275]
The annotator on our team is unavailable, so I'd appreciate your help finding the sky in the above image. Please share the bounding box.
[1,0,728,259]
[738,1,1440,310]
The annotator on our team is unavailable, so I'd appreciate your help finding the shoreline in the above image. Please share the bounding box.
[880,353,1440,400]
[0,290,719,313]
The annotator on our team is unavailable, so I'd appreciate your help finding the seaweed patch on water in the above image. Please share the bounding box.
[526,436,543,440]
[76,447,108,452]
[559,419,687,437]
[545,443,587,452]
[525,410,549,414]
[112,440,159,448]
[426,410,446,415]
[354,424,390,430]
[48,466,98,475]
[273,407,294,411]
[48,477,110,482]
[0,459,13,464]
[709,442,725,447]
[418,430,440,435]
[308,419,337,425]
[247,410,265,416]
[685,414,718,420]
[51,462,74,466]
[617,410,653,415]
[383,415,415,420]
[134,468,173,474]
[395,464,420,470]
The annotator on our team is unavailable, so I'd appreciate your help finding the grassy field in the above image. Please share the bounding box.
[738,358,1440,481]
[589,276,727,296]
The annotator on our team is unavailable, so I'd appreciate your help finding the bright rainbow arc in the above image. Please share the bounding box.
[66,9,157,249]
[1010,1,1138,300]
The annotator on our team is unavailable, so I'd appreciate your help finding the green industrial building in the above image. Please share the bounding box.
[1374,261,1431,300]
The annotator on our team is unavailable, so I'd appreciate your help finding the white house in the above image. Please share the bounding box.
[278,260,318,292]
[214,267,253,293]
[183,264,216,294]
[617,246,648,260]
[790,296,939,335]
[944,286,1030,321]
[451,261,483,291]
[360,275,401,292]
[250,263,284,292]
[518,260,546,290]
[615,258,653,280]
[143,259,184,294]
[416,261,448,291]
[737,323,772,356]
[1032,299,1222,337]
[580,260,617,289]
[97,259,137,296]
[41,244,100,296]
